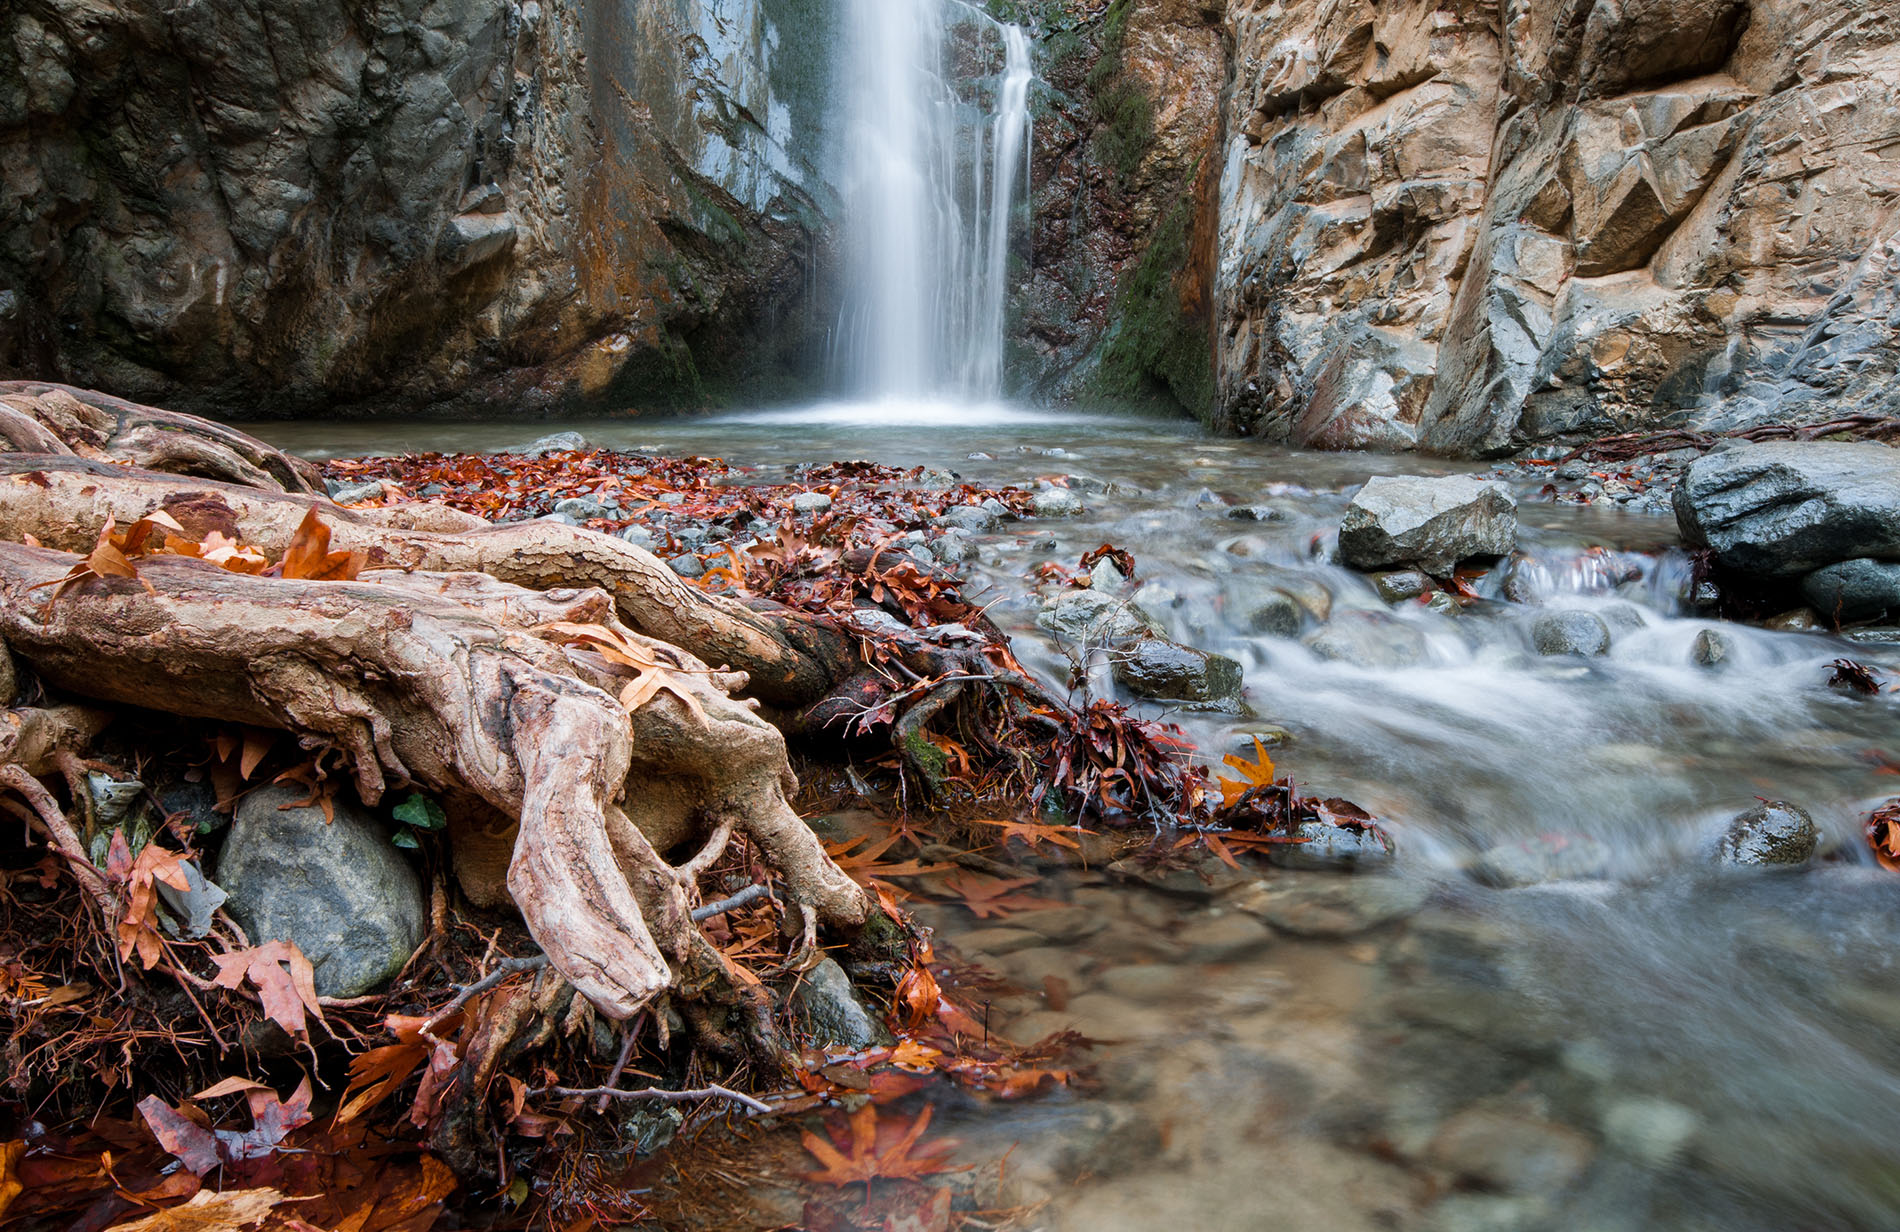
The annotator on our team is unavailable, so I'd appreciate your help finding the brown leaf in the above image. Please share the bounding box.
[0,1139,23,1221]
[1218,737,1277,810]
[209,941,327,1039]
[800,1104,965,1186]
[279,507,364,582]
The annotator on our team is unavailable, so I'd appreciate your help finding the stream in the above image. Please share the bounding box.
[260,401,1900,1232]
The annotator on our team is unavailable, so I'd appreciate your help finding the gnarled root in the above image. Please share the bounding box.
[0,545,873,1036]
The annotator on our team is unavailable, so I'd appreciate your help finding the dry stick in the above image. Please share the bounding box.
[0,764,113,915]
[596,1021,643,1114]
[691,883,771,921]
[535,1082,770,1115]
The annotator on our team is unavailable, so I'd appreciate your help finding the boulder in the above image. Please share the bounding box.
[1716,800,1818,866]
[1531,610,1611,656]
[793,957,885,1050]
[1371,570,1433,604]
[1036,589,1160,646]
[1338,476,1518,574]
[1223,578,1304,636]
[216,785,425,997]
[519,432,589,458]
[790,491,834,514]
[1032,488,1086,518]
[1673,443,1900,577]
[1111,638,1244,705]
[937,504,1001,534]
[1303,612,1428,668]
[1801,559,1900,622]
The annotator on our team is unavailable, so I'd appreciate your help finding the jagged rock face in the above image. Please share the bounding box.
[1213,0,1900,455]
[0,0,841,417]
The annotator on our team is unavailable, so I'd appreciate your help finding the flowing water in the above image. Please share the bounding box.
[262,404,1900,1232]
[833,2,1033,398]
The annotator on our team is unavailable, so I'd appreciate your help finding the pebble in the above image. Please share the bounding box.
[1267,821,1396,872]
[1716,800,1818,866]
[1232,875,1430,937]
[1531,610,1611,656]
[1690,628,1732,668]
[667,553,705,578]
[1600,1096,1699,1164]
[1032,488,1085,518]
[1428,1109,1595,1194]
[1175,911,1273,960]
[790,491,833,513]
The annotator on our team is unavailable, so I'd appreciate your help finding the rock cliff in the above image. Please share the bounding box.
[1212,0,1900,454]
[0,0,840,417]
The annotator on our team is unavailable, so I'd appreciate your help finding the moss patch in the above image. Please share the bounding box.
[1085,0,1153,182]
[1090,196,1215,418]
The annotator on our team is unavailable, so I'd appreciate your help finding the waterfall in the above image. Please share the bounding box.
[836,0,1034,401]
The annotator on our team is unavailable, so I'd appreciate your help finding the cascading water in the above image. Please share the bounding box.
[836,0,1033,400]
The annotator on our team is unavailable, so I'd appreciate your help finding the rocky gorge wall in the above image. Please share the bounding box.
[1210,0,1900,454]
[0,0,840,418]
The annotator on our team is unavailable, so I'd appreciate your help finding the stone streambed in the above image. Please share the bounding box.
[259,406,1900,1231]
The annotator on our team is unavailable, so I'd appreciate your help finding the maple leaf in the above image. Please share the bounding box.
[968,817,1096,853]
[823,833,952,896]
[335,1011,464,1125]
[138,1078,312,1175]
[935,871,1065,919]
[538,621,710,725]
[209,940,327,1040]
[277,507,365,581]
[1218,737,1277,809]
[105,833,194,969]
[800,1104,966,1186]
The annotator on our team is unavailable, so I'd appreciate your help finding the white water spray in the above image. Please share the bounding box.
[836,0,1034,400]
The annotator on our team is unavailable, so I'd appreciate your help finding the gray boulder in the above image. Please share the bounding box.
[1691,628,1733,668]
[1801,558,1900,621]
[327,480,388,505]
[1112,638,1244,705]
[1674,442,1900,577]
[1032,488,1085,518]
[1371,570,1433,604]
[1716,800,1819,866]
[1532,610,1611,656]
[554,495,615,520]
[790,491,834,514]
[217,785,425,997]
[938,504,1001,534]
[1037,589,1160,646]
[1338,475,1518,574]
[1304,612,1428,668]
[1224,579,1303,636]
[793,957,885,1050]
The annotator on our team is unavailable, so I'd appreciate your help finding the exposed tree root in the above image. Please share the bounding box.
[0,545,870,1036]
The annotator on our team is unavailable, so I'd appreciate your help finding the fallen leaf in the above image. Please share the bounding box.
[1218,737,1277,810]
[0,1139,23,1220]
[279,507,365,582]
[800,1104,965,1186]
[209,941,327,1039]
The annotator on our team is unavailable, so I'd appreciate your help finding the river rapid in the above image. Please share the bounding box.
[259,402,1900,1232]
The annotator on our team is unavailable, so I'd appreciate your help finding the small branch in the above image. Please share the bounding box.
[674,817,736,883]
[690,883,771,922]
[535,1082,770,1115]
[596,1020,642,1113]
[0,764,113,916]
[421,954,549,1039]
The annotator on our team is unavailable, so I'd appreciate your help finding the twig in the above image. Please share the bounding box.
[535,1082,770,1115]
[690,883,771,922]
[597,1020,642,1113]
[421,954,549,1039]
[0,764,114,916]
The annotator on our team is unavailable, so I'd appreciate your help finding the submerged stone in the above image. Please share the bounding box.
[1266,821,1396,872]
[1531,610,1611,656]
[1470,833,1612,887]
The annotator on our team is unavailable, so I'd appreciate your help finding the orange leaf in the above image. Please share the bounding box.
[209,940,327,1039]
[800,1104,965,1186]
[1217,737,1277,809]
[280,507,364,581]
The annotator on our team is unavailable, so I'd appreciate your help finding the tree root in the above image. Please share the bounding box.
[0,545,872,1033]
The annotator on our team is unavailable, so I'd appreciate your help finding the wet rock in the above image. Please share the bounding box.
[1531,610,1611,656]
[1224,579,1303,636]
[789,491,833,514]
[1032,488,1085,518]
[216,784,424,997]
[1095,964,1196,1002]
[1691,628,1732,668]
[1266,822,1396,872]
[1303,612,1428,668]
[1372,570,1433,604]
[1674,443,1900,577]
[1226,505,1282,522]
[1338,476,1518,574]
[1036,589,1160,646]
[1801,558,1900,622]
[327,480,388,505]
[1716,800,1818,866]
[949,926,1044,957]
[519,432,588,458]
[930,531,977,564]
[1470,834,1612,887]
[938,504,1001,534]
[1175,911,1273,960]
[1088,558,1130,592]
[1228,724,1294,752]
[1765,607,1821,632]
[1423,591,1459,615]
[1601,1097,1699,1165]
[1112,638,1244,706]
[1232,875,1430,937]
[554,495,614,520]
[793,957,884,1050]
[1428,1109,1595,1195]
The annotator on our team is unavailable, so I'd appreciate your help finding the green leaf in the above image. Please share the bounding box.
[391,829,421,850]
[392,792,447,831]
